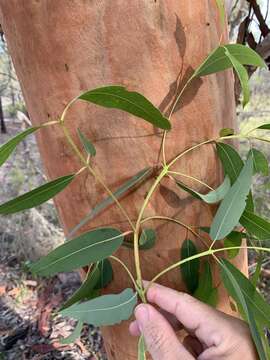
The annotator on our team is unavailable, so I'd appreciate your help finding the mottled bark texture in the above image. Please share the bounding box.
[0,1,247,359]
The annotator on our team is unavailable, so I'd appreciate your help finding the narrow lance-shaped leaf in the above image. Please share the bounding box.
[60,320,84,345]
[216,142,254,211]
[0,174,75,215]
[139,229,156,250]
[194,44,266,78]
[78,86,171,130]
[220,259,269,359]
[224,231,243,259]
[180,239,199,294]
[61,264,101,310]
[68,167,152,239]
[210,156,253,241]
[60,288,137,326]
[0,127,40,167]
[249,148,269,176]
[30,228,124,276]
[257,124,270,130]
[240,210,270,240]
[224,48,250,107]
[219,127,234,137]
[94,259,113,289]
[77,128,96,156]
[194,262,218,307]
[177,176,230,204]
[220,259,270,329]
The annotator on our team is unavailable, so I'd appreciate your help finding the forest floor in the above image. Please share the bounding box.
[0,121,107,360]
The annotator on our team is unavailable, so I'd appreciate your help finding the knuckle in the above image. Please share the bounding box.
[174,293,196,316]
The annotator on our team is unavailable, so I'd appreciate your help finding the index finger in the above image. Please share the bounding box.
[145,282,237,346]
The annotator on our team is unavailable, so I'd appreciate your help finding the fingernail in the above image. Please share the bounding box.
[135,304,150,331]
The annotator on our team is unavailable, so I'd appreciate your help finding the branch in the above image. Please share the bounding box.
[246,0,270,36]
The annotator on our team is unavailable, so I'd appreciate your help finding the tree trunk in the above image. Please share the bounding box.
[0,1,247,359]
[0,96,6,134]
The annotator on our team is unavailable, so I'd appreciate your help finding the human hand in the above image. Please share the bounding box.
[129,282,257,360]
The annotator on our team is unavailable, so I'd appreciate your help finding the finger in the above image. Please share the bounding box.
[129,320,140,336]
[135,304,194,360]
[183,335,203,357]
[129,309,182,337]
[145,282,243,347]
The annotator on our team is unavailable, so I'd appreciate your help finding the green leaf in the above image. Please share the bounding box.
[177,177,230,204]
[60,288,137,326]
[220,259,269,359]
[30,228,124,276]
[95,259,113,289]
[246,306,268,360]
[61,264,101,310]
[123,229,156,250]
[216,142,254,211]
[79,86,171,130]
[216,143,243,183]
[220,259,270,328]
[138,335,147,360]
[224,231,243,259]
[0,127,40,167]
[139,229,156,250]
[210,156,253,240]
[60,320,83,344]
[176,181,201,200]
[257,124,270,130]
[224,48,250,107]
[194,262,218,307]
[215,0,225,26]
[0,174,75,215]
[249,148,269,176]
[194,44,266,78]
[240,211,270,240]
[219,128,234,137]
[180,239,200,294]
[77,128,96,156]
[68,167,152,239]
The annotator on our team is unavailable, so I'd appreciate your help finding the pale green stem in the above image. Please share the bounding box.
[109,255,139,291]
[161,76,194,165]
[162,130,167,166]
[75,166,87,176]
[60,123,135,231]
[133,166,169,296]
[60,97,78,124]
[41,120,60,127]
[134,138,220,288]
[167,171,214,191]
[168,139,215,169]
[141,215,208,248]
[146,245,270,293]
[168,77,194,120]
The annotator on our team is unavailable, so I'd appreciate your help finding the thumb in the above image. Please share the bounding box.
[135,304,194,360]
